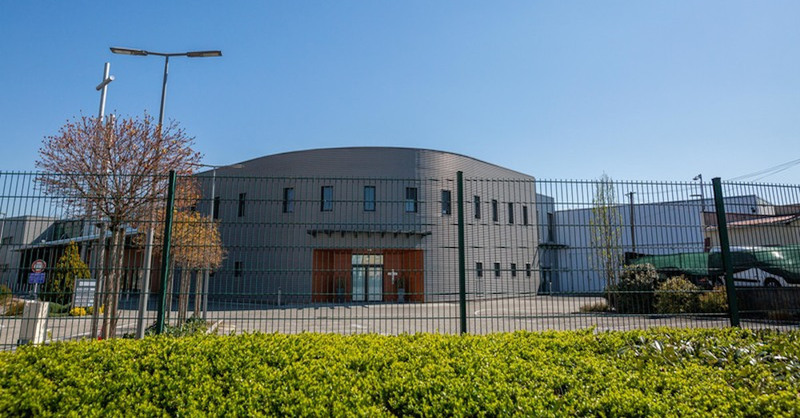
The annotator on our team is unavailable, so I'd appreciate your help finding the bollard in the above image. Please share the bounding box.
[18,301,49,345]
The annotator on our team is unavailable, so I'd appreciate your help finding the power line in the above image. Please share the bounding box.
[729,157,800,182]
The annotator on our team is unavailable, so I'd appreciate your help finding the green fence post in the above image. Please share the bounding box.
[156,171,177,334]
[457,171,467,334]
[711,177,740,327]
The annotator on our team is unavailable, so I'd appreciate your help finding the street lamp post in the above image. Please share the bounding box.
[693,174,705,214]
[111,47,222,339]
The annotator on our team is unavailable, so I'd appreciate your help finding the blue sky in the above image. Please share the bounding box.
[1,1,799,183]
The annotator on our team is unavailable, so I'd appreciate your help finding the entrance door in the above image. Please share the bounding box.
[367,266,383,301]
[352,267,366,302]
[351,254,384,302]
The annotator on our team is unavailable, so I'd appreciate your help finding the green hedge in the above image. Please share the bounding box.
[1,329,799,416]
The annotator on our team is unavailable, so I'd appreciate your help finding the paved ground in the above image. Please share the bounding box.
[1,295,795,349]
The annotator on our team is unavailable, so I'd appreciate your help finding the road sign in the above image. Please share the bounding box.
[28,272,45,284]
[72,279,95,307]
[31,259,46,273]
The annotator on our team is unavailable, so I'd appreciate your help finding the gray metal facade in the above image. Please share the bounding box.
[200,147,541,303]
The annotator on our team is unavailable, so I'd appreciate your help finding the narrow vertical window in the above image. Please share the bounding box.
[321,186,333,212]
[474,196,481,219]
[213,196,220,219]
[522,206,529,225]
[476,262,483,278]
[547,212,555,242]
[511,263,517,277]
[526,263,532,277]
[364,186,376,212]
[492,199,499,222]
[507,202,514,224]
[441,190,452,215]
[238,193,246,217]
[234,261,243,277]
[283,188,295,213]
[494,262,501,278]
[405,187,418,213]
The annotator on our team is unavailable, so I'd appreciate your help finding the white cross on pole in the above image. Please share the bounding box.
[388,269,399,285]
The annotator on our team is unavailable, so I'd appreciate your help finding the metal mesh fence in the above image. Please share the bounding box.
[1,172,798,349]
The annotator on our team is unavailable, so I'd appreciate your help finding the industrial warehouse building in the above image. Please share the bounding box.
[199,147,542,304]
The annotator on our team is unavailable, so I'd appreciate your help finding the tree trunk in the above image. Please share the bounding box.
[193,271,203,318]
[101,227,124,339]
[108,229,126,338]
[90,222,107,339]
[164,261,175,323]
[177,270,191,324]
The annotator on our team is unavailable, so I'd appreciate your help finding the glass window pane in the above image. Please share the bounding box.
[364,186,376,212]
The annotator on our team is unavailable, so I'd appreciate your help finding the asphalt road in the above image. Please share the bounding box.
[1,295,795,349]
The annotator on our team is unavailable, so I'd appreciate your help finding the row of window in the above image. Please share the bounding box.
[473,196,530,225]
[230,261,532,279]
[475,262,533,278]
[214,187,529,224]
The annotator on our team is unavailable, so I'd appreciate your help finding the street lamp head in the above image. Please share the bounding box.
[186,50,222,58]
[110,47,149,56]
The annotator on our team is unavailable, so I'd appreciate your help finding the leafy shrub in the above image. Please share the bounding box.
[655,276,700,314]
[48,302,70,316]
[42,241,90,305]
[0,284,11,303]
[766,310,797,321]
[70,307,88,316]
[143,316,211,337]
[86,305,104,315]
[2,299,24,316]
[579,300,610,313]
[1,329,800,416]
[607,263,660,313]
[699,286,728,313]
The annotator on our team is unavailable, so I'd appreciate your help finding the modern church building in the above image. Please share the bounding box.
[199,147,541,304]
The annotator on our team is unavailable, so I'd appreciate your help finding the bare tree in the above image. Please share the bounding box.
[143,179,225,324]
[171,209,225,323]
[37,115,201,338]
[590,173,624,289]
